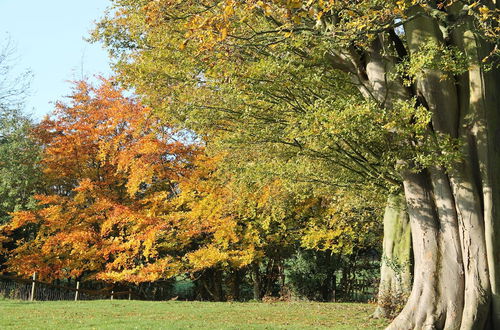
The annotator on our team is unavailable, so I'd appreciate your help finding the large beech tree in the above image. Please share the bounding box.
[94,0,500,328]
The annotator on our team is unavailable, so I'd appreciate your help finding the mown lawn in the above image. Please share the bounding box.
[0,299,389,329]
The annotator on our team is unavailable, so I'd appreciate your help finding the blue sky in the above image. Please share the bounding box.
[0,0,112,119]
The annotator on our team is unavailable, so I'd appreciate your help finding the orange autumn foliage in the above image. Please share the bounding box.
[1,80,314,284]
[3,79,200,282]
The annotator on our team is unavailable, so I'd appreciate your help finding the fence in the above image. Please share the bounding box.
[332,277,379,303]
[0,273,379,303]
[0,274,132,301]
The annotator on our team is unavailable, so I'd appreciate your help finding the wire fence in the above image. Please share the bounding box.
[0,273,379,303]
[0,274,131,301]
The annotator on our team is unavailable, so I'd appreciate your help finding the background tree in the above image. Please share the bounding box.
[163,152,383,301]
[0,40,41,269]
[0,107,41,225]
[2,79,200,282]
[0,39,38,225]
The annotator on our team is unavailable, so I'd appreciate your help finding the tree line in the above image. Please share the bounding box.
[0,77,382,302]
[1,0,500,328]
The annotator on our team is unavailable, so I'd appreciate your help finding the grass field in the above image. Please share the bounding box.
[0,299,389,329]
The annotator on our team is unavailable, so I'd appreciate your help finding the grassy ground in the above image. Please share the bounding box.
[0,299,389,329]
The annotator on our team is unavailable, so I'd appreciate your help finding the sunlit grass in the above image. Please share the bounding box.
[0,299,389,329]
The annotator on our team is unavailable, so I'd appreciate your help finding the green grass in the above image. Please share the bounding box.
[0,299,389,329]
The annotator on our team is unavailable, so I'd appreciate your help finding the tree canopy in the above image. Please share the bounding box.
[92,0,500,328]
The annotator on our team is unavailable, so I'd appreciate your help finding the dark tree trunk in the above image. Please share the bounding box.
[251,262,262,301]
[212,269,224,302]
[228,268,244,301]
[196,269,222,301]
[321,270,333,302]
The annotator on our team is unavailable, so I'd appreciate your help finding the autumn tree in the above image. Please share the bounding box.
[94,0,500,328]
[177,152,382,301]
[166,154,259,301]
[173,154,312,301]
[2,79,200,283]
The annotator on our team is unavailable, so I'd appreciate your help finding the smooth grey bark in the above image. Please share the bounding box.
[388,6,496,328]
[451,12,500,326]
[388,168,466,329]
[328,4,500,328]
[373,193,412,319]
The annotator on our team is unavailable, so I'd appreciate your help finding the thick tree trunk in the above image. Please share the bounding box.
[196,271,212,301]
[373,193,411,319]
[368,6,500,329]
[321,271,333,302]
[388,168,480,329]
[321,253,336,302]
[335,3,500,323]
[450,11,500,326]
[196,268,225,301]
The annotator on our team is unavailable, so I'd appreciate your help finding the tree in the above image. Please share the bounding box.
[168,154,260,301]
[0,107,42,225]
[0,39,38,225]
[372,194,411,319]
[94,0,500,328]
[2,79,200,282]
[174,150,383,301]
[0,40,41,265]
[0,38,31,110]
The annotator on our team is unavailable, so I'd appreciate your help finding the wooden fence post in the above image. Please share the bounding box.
[75,281,80,301]
[128,290,131,300]
[30,272,36,301]
[111,290,114,300]
[332,274,336,302]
